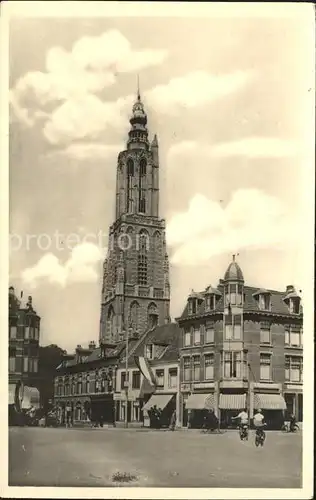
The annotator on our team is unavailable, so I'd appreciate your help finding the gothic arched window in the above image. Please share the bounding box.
[130,301,140,331]
[139,158,147,213]
[148,302,158,329]
[126,158,134,213]
[137,229,148,285]
[106,306,115,338]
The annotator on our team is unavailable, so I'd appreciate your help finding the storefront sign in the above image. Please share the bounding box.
[193,382,214,389]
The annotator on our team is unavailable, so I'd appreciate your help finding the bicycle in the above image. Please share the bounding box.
[255,423,267,447]
[239,424,249,441]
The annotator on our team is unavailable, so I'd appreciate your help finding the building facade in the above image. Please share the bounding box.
[114,323,180,427]
[54,323,180,427]
[54,342,119,425]
[99,90,171,345]
[177,257,303,429]
[9,287,40,388]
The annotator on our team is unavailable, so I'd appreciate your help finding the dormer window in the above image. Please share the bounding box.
[188,299,197,315]
[283,287,301,315]
[206,295,215,311]
[289,298,300,314]
[145,344,153,360]
[259,294,271,311]
[253,289,271,311]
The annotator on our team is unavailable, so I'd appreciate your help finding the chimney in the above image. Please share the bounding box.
[76,344,82,350]
[88,341,96,350]
[286,285,295,294]
[9,286,15,295]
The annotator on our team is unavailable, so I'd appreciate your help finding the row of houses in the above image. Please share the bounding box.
[53,257,303,429]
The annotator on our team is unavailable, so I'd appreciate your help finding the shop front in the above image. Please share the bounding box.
[142,392,176,428]
[114,391,144,426]
[253,393,286,430]
[90,393,115,425]
[219,392,247,428]
[283,386,303,422]
[184,392,216,429]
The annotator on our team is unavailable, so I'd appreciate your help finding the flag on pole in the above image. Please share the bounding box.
[134,356,156,397]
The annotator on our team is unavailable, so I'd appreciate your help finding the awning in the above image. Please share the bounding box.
[254,393,286,410]
[185,393,215,410]
[143,394,174,412]
[219,394,246,409]
[22,386,40,409]
[8,384,16,405]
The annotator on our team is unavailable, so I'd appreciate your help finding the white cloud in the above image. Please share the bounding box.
[146,70,251,114]
[10,29,167,130]
[212,137,301,158]
[47,142,124,161]
[43,94,133,145]
[166,189,301,265]
[21,242,105,288]
[168,137,300,162]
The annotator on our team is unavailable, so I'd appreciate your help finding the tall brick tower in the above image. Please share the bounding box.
[99,89,171,345]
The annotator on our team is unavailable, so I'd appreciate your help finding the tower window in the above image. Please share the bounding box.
[138,158,146,213]
[138,255,147,285]
[127,158,134,176]
[126,158,134,212]
[140,158,147,176]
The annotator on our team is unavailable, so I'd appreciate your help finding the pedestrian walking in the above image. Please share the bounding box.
[65,404,72,428]
[169,409,176,431]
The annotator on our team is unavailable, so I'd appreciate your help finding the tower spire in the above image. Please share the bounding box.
[137,74,140,100]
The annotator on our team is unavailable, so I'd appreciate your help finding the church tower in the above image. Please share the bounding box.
[99,88,171,345]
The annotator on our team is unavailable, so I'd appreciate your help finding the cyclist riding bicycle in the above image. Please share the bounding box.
[253,409,266,438]
[232,409,249,438]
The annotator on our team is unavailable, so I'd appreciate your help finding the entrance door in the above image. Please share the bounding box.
[127,401,132,423]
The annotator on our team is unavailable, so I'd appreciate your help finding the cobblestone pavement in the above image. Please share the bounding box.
[9,426,302,488]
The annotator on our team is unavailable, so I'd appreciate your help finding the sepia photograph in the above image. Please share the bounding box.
[1,2,314,498]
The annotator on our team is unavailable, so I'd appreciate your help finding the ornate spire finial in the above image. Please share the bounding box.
[137,74,140,100]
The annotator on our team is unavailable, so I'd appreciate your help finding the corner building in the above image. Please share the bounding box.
[178,256,303,430]
[100,91,171,345]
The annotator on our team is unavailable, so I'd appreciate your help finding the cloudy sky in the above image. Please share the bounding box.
[8,4,314,351]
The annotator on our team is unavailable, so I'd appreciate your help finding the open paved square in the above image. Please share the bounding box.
[9,427,302,488]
